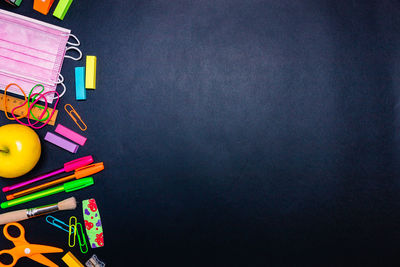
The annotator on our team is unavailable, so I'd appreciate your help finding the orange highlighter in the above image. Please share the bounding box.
[6,163,104,200]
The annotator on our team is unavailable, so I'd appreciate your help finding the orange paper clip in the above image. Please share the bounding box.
[64,104,87,131]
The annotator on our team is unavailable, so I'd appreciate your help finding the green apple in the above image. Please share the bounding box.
[0,124,41,178]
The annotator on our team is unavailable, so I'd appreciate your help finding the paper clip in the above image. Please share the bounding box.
[76,222,88,254]
[69,216,77,247]
[65,104,87,131]
[46,215,72,233]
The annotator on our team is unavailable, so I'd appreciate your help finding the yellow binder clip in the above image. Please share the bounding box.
[64,104,87,131]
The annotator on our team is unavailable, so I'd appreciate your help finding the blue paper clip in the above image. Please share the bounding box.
[46,215,74,233]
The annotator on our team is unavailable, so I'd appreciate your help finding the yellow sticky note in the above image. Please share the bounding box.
[62,252,84,267]
[85,55,97,89]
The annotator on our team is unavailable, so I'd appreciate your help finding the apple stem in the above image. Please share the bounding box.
[0,148,9,153]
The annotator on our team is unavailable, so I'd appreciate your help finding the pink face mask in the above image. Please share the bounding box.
[0,8,82,103]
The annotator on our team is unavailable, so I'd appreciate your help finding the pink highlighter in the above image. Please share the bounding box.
[2,156,93,193]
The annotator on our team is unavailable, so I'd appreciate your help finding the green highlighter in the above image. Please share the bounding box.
[1,177,94,209]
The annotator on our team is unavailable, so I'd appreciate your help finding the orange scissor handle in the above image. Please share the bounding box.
[0,249,18,267]
[3,223,27,245]
[0,223,28,267]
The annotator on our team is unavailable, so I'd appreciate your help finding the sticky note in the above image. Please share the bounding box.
[85,56,97,89]
[55,124,87,146]
[75,67,86,100]
[44,132,79,153]
[53,0,73,20]
[33,0,55,15]
[62,252,84,267]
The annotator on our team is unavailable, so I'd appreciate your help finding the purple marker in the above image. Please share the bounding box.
[2,155,93,193]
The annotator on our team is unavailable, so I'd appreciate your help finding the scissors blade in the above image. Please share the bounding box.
[27,244,63,254]
[29,253,59,267]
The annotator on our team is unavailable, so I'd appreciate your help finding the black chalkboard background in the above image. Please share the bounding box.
[0,0,399,266]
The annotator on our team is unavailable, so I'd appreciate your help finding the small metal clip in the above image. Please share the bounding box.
[65,104,87,131]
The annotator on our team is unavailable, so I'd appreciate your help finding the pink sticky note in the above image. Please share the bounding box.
[55,124,87,146]
[45,132,79,153]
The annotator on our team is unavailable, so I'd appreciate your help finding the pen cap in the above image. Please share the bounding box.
[64,177,94,193]
[64,156,94,172]
[75,163,104,179]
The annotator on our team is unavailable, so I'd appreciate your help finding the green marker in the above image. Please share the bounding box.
[4,0,23,7]
[1,177,94,209]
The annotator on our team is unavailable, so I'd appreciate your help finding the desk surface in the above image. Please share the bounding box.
[0,0,399,266]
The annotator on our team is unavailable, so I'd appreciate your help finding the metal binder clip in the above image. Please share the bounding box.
[64,104,87,131]
[69,216,77,247]
[46,215,72,233]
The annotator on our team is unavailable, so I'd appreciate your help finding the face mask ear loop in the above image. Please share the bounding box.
[57,73,64,84]
[67,34,80,46]
[65,47,82,61]
[52,75,67,100]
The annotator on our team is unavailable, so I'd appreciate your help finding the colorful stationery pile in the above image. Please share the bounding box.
[0,4,105,266]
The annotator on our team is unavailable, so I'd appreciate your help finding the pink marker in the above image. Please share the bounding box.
[2,156,93,193]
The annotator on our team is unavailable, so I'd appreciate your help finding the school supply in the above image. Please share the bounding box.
[7,163,104,200]
[65,104,87,131]
[85,56,97,89]
[0,197,76,225]
[2,156,93,193]
[4,0,22,7]
[75,67,86,100]
[76,222,88,253]
[63,252,84,267]
[82,199,104,248]
[1,177,94,209]
[0,92,58,126]
[53,0,73,20]
[45,132,79,153]
[0,8,82,103]
[56,124,87,146]
[86,255,105,267]
[3,83,60,129]
[0,222,63,267]
[33,0,54,15]
[46,215,71,233]
[69,216,77,247]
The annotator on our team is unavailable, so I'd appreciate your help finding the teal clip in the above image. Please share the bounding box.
[76,222,88,254]
[46,215,74,233]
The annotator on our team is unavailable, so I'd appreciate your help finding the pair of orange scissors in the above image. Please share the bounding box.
[0,222,63,267]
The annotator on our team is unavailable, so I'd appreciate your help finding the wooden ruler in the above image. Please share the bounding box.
[0,93,58,126]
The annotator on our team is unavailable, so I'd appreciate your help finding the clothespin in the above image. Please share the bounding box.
[33,0,55,15]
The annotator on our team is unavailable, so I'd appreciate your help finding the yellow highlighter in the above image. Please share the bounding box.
[85,55,97,89]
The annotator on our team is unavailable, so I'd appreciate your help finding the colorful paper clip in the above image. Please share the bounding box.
[65,104,87,131]
[46,215,72,233]
[69,216,77,247]
[77,222,88,254]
